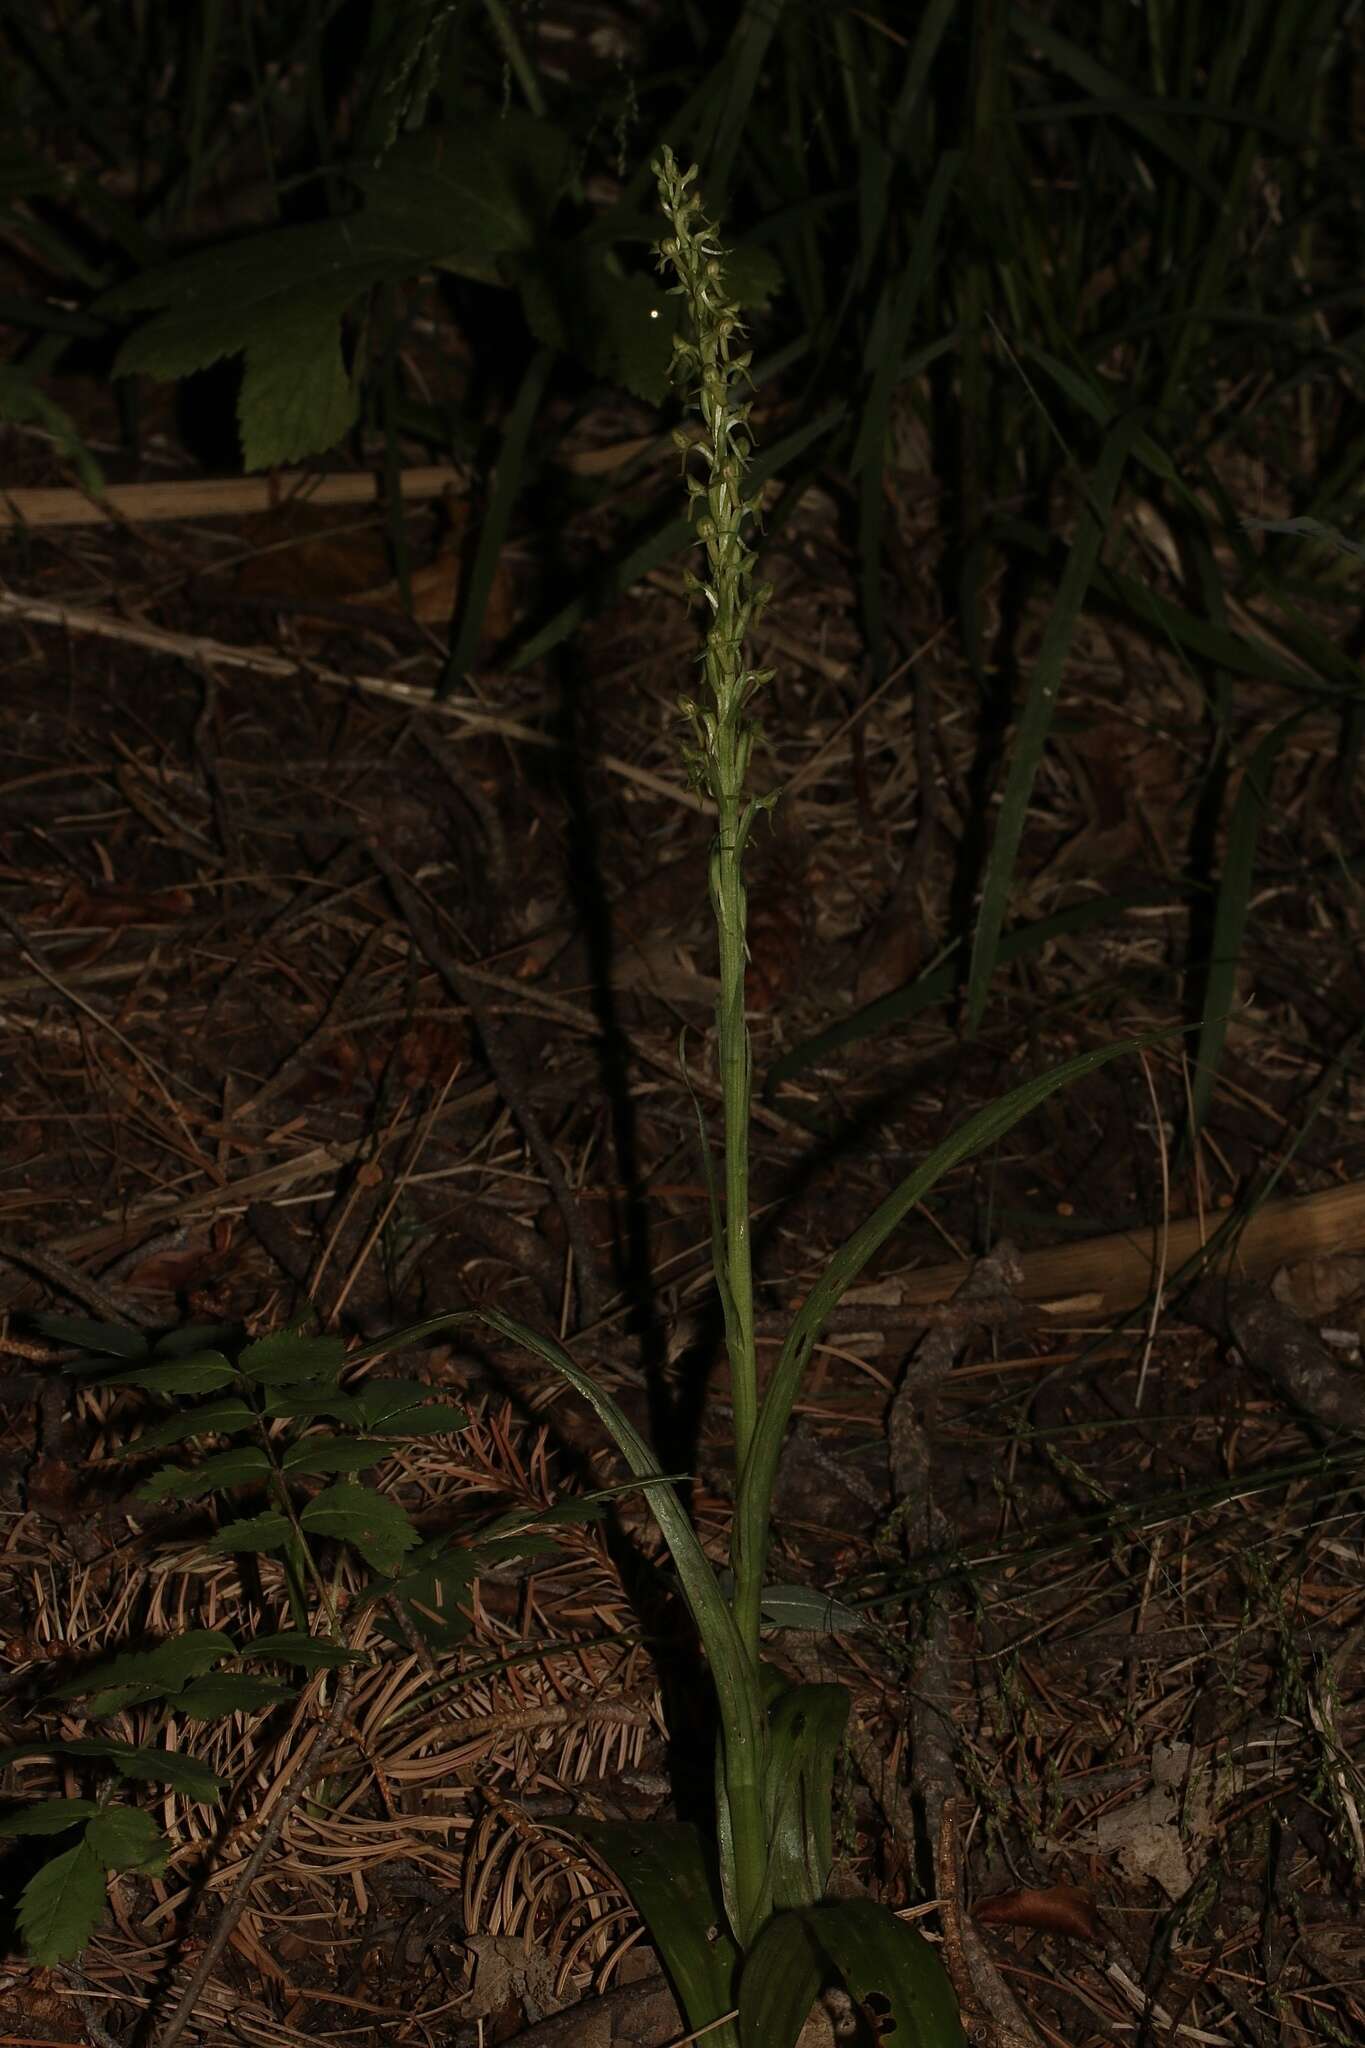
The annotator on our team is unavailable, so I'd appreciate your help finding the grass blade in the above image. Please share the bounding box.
[739,1031,1165,1570]
[964,418,1138,1035]
[441,345,553,691]
[1188,713,1304,1139]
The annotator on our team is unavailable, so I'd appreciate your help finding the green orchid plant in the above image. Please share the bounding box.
[443,151,1148,2047]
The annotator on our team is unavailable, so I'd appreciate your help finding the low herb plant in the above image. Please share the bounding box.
[0,1314,595,1966]
[425,152,1149,2048]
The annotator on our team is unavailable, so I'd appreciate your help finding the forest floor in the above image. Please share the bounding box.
[1,353,1363,2048]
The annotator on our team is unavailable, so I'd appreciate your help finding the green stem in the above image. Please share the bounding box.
[713,792,756,1467]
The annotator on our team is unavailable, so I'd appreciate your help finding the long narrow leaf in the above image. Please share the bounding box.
[471,1309,749,1701]
[471,1303,772,1944]
[441,345,553,690]
[739,1033,1165,1569]
[1188,714,1304,1137]
[765,896,1130,1088]
[965,418,1140,1034]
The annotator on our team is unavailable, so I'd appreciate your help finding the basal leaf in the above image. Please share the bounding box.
[763,1683,848,1910]
[569,1819,739,2036]
[1189,714,1304,1137]
[715,1571,866,1634]
[0,1798,100,1836]
[739,1031,1167,1597]
[85,1805,167,1875]
[300,1482,420,1574]
[17,1840,106,1965]
[739,1901,965,2048]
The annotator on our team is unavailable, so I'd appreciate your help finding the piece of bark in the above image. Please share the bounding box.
[1187,1278,1365,1434]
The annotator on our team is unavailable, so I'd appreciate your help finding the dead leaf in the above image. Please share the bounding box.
[55,881,194,927]
[974,1883,1103,1943]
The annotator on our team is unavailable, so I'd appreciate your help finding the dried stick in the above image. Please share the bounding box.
[152,1666,357,2048]
[891,1242,1041,2048]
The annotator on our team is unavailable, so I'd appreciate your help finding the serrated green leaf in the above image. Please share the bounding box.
[152,1323,241,1359]
[99,113,569,473]
[355,113,571,284]
[85,1805,167,1875]
[368,1402,469,1438]
[514,245,676,402]
[110,1397,255,1458]
[366,1541,479,1650]
[281,1436,388,1477]
[374,1597,472,1653]
[717,240,783,311]
[353,1379,466,1435]
[239,1330,347,1386]
[203,1510,292,1554]
[238,309,357,471]
[98,1353,236,1394]
[0,1742,223,1802]
[738,1900,964,2048]
[17,1840,106,1965]
[37,1315,147,1359]
[50,1631,236,1707]
[239,1630,365,1670]
[104,1747,224,1802]
[103,219,407,363]
[174,1674,293,1720]
[138,1447,271,1503]
[300,1482,420,1574]
[262,1390,364,1423]
[0,1798,100,1837]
